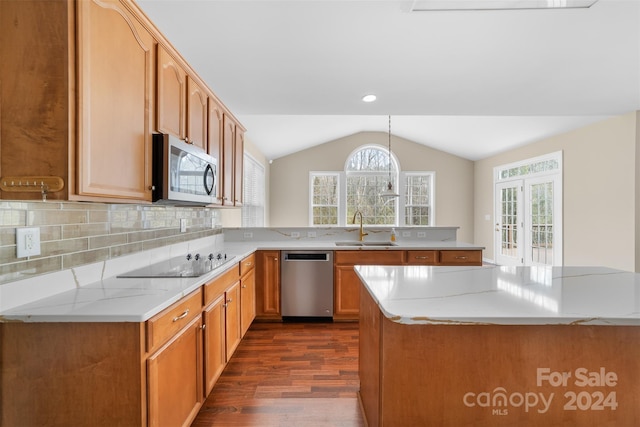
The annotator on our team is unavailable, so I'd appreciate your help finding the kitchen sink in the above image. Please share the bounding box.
[334,241,398,247]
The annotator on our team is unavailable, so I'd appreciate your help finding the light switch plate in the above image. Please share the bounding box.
[16,227,41,258]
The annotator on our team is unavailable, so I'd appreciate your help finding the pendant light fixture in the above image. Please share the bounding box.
[380,115,399,199]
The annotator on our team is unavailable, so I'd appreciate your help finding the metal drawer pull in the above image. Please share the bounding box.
[455,256,468,260]
[244,262,253,267]
[415,256,429,259]
[172,308,190,322]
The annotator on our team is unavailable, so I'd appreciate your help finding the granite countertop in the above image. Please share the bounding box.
[1,240,483,323]
[355,265,640,326]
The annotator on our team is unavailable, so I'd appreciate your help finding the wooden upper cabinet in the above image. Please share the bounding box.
[76,0,154,201]
[234,127,244,206]
[186,77,208,151]
[157,45,186,139]
[208,98,224,204]
[222,115,236,206]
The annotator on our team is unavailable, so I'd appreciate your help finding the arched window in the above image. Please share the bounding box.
[345,145,398,226]
[310,144,434,227]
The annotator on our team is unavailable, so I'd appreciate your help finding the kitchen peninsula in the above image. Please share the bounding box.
[356,265,640,427]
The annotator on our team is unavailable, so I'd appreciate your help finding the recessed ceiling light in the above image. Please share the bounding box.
[362,94,377,103]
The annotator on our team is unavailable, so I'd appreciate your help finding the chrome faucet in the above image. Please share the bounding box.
[352,210,368,242]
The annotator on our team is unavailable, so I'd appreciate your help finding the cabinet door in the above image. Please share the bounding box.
[157,44,186,139]
[233,126,244,206]
[203,294,226,396]
[256,250,281,320]
[186,76,208,151]
[77,0,153,201]
[225,281,242,361]
[334,265,361,320]
[240,268,256,337]
[208,98,224,204]
[147,315,203,427]
[222,115,235,206]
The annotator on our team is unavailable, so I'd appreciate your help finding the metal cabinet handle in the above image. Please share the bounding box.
[172,308,189,322]
[455,256,468,260]
[415,256,429,260]
[200,324,206,330]
[227,298,232,303]
[242,285,246,288]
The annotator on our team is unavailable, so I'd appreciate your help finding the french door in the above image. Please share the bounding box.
[495,181,523,266]
[495,175,562,266]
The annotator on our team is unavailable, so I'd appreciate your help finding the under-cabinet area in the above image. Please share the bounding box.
[0,255,255,427]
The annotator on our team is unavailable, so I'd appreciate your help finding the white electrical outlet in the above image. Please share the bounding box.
[16,227,41,258]
[180,218,187,233]
[291,232,300,238]
[244,232,253,239]
[402,231,411,237]
[417,231,427,238]
[307,231,317,238]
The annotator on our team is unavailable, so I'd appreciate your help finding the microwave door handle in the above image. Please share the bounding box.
[204,163,214,195]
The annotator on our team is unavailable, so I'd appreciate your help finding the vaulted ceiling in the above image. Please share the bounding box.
[137,0,640,161]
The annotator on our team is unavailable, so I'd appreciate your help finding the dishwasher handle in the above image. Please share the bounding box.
[283,252,330,261]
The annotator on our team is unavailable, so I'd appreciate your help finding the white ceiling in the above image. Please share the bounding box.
[136,0,640,161]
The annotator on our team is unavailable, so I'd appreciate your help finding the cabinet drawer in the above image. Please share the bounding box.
[334,250,405,265]
[146,288,202,353]
[240,253,255,277]
[439,250,482,266]
[406,250,438,265]
[204,266,240,307]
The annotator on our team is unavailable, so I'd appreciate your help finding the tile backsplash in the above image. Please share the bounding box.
[0,201,222,285]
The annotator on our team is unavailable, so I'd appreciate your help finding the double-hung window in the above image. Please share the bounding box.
[242,153,265,227]
[310,145,434,227]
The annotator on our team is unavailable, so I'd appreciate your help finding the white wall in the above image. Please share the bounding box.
[474,112,639,271]
[269,131,475,243]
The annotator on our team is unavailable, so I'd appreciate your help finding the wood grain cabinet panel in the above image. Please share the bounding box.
[438,250,482,266]
[147,315,204,427]
[334,250,405,320]
[203,294,226,396]
[224,281,242,360]
[77,0,154,201]
[157,44,186,139]
[240,254,257,336]
[406,250,438,265]
[256,250,281,320]
[208,98,224,204]
[186,76,208,150]
[146,288,202,353]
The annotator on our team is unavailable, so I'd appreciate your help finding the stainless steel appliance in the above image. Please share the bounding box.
[152,133,217,205]
[281,251,334,319]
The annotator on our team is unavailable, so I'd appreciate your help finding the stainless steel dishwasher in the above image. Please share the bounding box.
[281,250,334,320]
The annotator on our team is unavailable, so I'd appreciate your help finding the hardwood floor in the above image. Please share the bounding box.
[191,321,366,427]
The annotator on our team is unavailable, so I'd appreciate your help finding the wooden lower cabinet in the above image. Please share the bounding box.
[203,294,227,396]
[334,250,406,321]
[224,281,242,360]
[147,315,204,427]
[241,267,256,336]
[256,250,281,320]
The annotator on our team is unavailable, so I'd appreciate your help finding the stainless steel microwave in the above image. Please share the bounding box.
[152,134,217,205]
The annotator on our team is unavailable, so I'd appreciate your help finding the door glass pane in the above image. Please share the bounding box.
[500,186,518,257]
[530,182,554,265]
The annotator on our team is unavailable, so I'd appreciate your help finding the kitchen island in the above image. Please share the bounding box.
[356,265,640,427]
